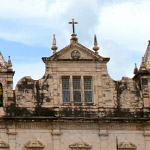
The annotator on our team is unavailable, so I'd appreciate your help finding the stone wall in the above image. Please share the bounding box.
[0,120,148,150]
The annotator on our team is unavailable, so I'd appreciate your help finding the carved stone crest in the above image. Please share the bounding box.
[71,50,81,60]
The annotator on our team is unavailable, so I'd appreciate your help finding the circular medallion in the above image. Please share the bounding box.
[71,50,81,60]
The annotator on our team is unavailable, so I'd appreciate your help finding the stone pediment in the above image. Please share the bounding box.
[0,139,9,149]
[24,139,45,149]
[118,141,136,149]
[69,141,92,149]
[42,42,109,62]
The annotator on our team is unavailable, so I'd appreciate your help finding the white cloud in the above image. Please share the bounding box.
[0,31,36,45]
[1,0,150,84]
[97,0,150,52]
[91,0,150,79]
[0,0,72,19]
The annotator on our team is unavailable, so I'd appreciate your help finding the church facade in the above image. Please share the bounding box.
[0,20,149,150]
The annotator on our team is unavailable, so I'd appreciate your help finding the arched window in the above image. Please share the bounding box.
[0,83,3,107]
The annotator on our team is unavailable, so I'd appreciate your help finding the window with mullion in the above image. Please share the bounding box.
[84,77,92,102]
[73,77,81,102]
[62,77,70,103]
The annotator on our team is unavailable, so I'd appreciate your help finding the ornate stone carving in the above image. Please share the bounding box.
[69,141,92,150]
[0,138,9,149]
[71,50,81,59]
[118,140,136,149]
[24,139,44,150]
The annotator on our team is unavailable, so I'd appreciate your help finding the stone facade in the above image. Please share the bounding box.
[0,25,150,149]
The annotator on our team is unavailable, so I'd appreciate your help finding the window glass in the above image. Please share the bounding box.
[84,91,92,102]
[73,77,81,102]
[73,78,81,90]
[73,91,81,102]
[84,77,92,89]
[62,77,70,102]
[84,77,92,102]
[62,76,93,103]
[62,78,70,89]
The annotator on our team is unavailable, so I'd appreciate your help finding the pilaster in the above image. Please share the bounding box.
[144,131,150,150]
[52,129,62,150]
[99,129,108,150]
[7,128,17,150]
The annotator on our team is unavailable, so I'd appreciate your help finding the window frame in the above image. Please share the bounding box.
[73,76,82,103]
[62,76,71,103]
[84,76,93,103]
[62,76,93,104]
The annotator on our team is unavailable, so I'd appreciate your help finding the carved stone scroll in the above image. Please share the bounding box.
[69,141,92,150]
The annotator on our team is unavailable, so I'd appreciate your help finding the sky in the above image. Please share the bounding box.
[0,0,149,88]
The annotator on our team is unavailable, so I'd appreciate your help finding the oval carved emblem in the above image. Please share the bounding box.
[71,50,81,60]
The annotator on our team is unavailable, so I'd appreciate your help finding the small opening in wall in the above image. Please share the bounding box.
[0,83,3,107]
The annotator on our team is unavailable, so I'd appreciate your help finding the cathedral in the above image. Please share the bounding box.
[0,19,149,150]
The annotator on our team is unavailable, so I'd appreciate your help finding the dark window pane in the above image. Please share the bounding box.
[84,77,92,89]
[84,77,92,103]
[85,91,92,102]
[142,78,148,85]
[0,83,3,107]
[73,78,81,89]
[63,91,70,102]
[73,91,81,102]
[62,77,70,102]
[62,77,70,89]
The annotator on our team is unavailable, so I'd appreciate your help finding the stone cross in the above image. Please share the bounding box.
[69,19,78,34]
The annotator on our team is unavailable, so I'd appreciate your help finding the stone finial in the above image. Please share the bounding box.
[139,57,146,71]
[8,56,12,67]
[93,34,99,54]
[51,34,58,55]
[7,56,13,71]
[133,63,138,74]
[142,40,150,70]
[0,52,7,67]
[70,33,78,43]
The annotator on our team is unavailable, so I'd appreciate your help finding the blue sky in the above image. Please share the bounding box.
[0,0,150,88]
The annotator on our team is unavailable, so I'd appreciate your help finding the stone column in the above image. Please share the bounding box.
[7,128,17,150]
[99,129,108,150]
[52,129,62,150]
[144,131,150,150]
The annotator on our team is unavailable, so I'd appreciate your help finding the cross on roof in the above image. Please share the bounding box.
[69,19,78,34]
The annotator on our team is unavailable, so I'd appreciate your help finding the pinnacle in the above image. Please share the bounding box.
[51,34,58,54]
[133,63,138,74]
[142,40,150,70]
[93,34,99,54]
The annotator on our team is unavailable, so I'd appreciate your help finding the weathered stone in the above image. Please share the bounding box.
[0,23,150,149]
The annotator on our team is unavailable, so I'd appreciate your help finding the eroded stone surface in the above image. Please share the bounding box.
[0,31,150,149]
